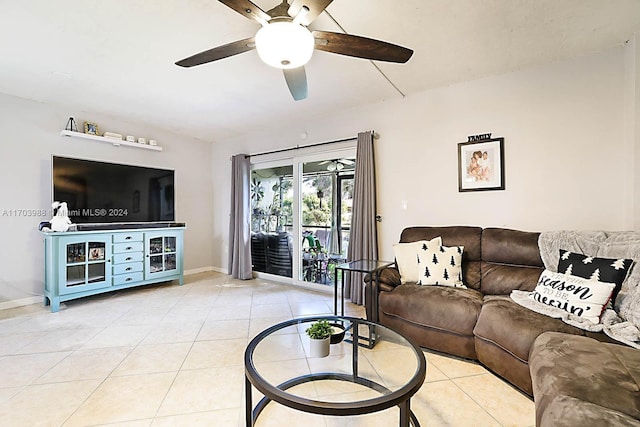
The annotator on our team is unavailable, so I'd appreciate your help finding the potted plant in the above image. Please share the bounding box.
[305,319,332,357]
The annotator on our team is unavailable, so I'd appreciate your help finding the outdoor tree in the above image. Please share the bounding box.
[302,194,331,225]
[270,177,293,217]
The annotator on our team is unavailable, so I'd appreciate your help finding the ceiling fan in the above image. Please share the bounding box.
[319,158,354,171]
[175,0,413,101]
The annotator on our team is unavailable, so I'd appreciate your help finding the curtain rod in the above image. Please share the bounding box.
[245,136,358,159]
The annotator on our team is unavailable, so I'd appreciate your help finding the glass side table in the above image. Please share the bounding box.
[244,316,426,427]
[334,259,393,321]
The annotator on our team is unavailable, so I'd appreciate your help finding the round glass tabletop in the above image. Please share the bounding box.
[244,316,426,425]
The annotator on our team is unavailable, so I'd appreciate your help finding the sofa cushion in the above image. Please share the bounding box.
[474,296,584,363]
[540,395,640,427]
[481,228,544,295]
[400,226,482,290]
[393,236,442,284]
[380,283,483,337]
[482,228,543,266]
[480,262,543,295]
[530,332,640,426]
[417,244,465,288]
[473,296,587,395]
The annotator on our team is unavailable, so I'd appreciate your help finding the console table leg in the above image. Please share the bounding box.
[50,297,60,313]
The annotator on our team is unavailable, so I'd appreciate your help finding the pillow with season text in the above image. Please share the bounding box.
[417,244,465,288]
[530,269,615,324]
[393,237,442,284]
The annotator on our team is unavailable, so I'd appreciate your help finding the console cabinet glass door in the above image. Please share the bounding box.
[58,235,111,295]
[145,231,181,280]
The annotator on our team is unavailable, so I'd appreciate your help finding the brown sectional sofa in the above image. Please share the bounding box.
[366,226,640,425]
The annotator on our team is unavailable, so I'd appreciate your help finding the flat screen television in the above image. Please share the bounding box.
[52,156,175,224]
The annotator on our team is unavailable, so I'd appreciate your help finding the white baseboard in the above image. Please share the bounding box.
[0,296,42,311]
[0,267,226,311]
[183,266,229,275]
[184,266,216,275]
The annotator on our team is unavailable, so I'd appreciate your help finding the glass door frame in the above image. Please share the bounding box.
[250,146,356,291]
[335,172,354,257]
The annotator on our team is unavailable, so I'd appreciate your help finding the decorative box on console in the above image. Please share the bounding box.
[103,132,123,141]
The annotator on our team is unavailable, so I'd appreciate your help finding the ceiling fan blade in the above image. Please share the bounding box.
[283,67,308,101]
[175,37,255,67]
[313,31,413,63]
[218,0,270,25]
[339,159,354,165]
[288,0,333,26]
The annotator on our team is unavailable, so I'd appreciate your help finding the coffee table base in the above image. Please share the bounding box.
[245,372,421,427]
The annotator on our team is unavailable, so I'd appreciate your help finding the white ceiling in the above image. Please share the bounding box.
[1,0,639,142]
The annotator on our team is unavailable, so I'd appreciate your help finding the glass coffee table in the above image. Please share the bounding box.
[244,316,426,426]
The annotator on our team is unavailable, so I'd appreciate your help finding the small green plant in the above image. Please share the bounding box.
[305,320,332,340]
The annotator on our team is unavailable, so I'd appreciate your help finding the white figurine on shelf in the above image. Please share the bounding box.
[49,201,73,232]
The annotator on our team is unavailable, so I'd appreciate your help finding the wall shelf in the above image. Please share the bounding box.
[60,130,163,151]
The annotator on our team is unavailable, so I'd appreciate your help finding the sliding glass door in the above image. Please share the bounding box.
[249,147,355,290]
[300,161,353,286]
[250,164,294,278]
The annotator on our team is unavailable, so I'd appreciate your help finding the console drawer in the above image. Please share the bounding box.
[113,252,144,264]
[113,272,144,286]
[113,233,144,243]
[113,262,143,275]
[113,242,144,254]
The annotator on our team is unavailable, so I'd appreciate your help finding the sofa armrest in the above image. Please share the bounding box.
[365,265,402,290]
[364,265,401,322]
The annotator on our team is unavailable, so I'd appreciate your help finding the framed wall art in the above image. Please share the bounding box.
[84,121,99,135]
[458,137,505,192]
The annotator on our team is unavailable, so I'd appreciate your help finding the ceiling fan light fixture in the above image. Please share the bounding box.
[255,21,314,69]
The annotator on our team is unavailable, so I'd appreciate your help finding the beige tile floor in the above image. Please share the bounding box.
[0,272,535,426]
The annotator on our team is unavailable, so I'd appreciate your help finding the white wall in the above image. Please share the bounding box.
[212,45,637,270]
[626,33,640,231]
[0,94,214,304]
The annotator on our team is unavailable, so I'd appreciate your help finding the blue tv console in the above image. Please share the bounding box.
[42,225,185,312]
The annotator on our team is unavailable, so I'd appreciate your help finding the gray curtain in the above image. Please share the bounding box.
[228,154,252,279]
[345,131,379,304]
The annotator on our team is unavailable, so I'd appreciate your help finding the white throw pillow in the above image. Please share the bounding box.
[393,237,442,284]
[417,244,465,288]
[530,269,615,324]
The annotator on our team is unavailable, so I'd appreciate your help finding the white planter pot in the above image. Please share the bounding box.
[309,337,330,358]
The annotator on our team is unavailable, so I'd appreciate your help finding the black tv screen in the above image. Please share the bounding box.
[52,156,175,224]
